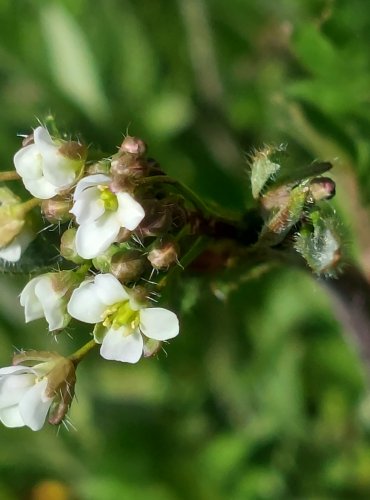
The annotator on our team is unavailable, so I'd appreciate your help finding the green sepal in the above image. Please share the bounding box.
[248,145,286,199]
[294,206,343,276]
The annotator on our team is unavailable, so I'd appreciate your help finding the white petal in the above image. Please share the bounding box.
[0,406,25,428]
[19,379,52,431]
[13,143,42,180]
[0,365,33,376]
[116,192,145,231]
[70,187,105,224]
[20,277,45,323]
[67,281,107,323]
[22,177,59,199]
[0,227,34,263]
[33,128,76,188]
[33,126,54,147]
[75,212,120,259]
[73,174,111,200]
[34,277,68,331]
[139,308,179,340]
[94,274,129,305]
[0,373,35,408]
[42,154,77,188]
[100,327,143,363]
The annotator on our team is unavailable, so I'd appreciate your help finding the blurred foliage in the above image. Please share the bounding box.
[1,0,370,498]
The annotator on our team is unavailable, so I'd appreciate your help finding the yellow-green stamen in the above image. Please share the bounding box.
[99,186,118,212]
[101,300,140,333]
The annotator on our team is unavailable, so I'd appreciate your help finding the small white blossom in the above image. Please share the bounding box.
[67,273,179,363]
[70,174,145,259]
[0,353,76,431]
[13,126,84,199]
[20,272,76,331]
[0,365,53,431]
[0,227,34,262]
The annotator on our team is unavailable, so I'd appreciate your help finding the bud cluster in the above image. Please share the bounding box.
[248,145,342,276]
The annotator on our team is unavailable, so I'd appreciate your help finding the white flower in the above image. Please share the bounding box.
[0,353,76,431]
[20,271,76,331]
[0,365,53,431]
[13,126,84,199]
[0,226,34,262]
[67,273,179,363]
[70,174,145,259]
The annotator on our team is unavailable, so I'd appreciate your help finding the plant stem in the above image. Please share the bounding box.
[69,339,98,365]
[0,171,21,181]
[20,197,42,213]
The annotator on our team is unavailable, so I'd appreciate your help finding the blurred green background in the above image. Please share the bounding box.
[1,0,370,498]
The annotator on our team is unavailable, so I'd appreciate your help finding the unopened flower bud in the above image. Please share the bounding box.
[116,227,132,243]
[87,159,111,175]
[59,140,86,162]
[138,200,172,237]
[111,249,148,282]
[92,245,120,272]
[119,136,147,156]
[165,196,188,229]
[148,238,179,270]
[309,177,336,201]
[60,228,85,264]
[41,197,73,223]
[110,154,149,181]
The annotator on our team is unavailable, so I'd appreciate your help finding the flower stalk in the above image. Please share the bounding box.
[0,171,21,181]
[69,339,99,366]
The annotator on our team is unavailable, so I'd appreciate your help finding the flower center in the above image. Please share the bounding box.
[102,300,140,334]
[99,186,118,212]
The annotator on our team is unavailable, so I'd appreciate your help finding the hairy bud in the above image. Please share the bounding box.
[110,249,148,282]
[119,136,147,156]
[309,177,336,201]
[41,197,73,224]
[148,238,179,270]
[138,200,172,237]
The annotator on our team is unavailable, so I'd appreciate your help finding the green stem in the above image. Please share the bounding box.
[69,339,98,365]
[0,171,21,181]
[20,197,42,213]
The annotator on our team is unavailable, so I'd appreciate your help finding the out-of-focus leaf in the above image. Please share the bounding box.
[40,4,109,123]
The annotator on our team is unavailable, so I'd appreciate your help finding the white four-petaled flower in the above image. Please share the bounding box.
[13,126,84,199]
[67,273,179,363]
[0,365,53,431]
[20,272,75,331]
[70,174,145,259]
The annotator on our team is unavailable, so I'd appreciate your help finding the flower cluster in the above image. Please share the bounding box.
[0,124,342,432]
[0,125,185,431]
